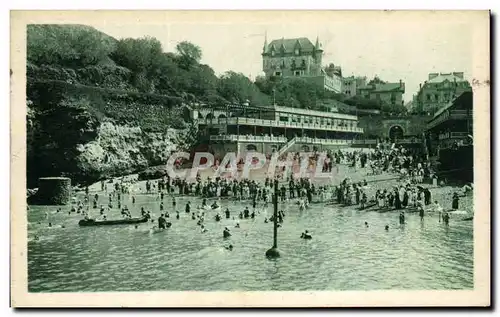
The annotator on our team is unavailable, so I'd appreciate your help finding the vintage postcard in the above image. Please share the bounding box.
[11,10,490,307]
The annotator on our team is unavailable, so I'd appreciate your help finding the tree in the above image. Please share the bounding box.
[175,41,202,69]
[217,71,270,106]
[344,95,382,110]
[367,76,386,85]
[27,24,116,67]
[112,37,163,74]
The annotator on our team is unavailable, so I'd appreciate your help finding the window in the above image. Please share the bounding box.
[434,94,439,101]
[295,49,300,55]
[376,93,381,100]
[271,50,275,56]
[426,94,431,101]
[275,71,281,76]
[294,71,301,76]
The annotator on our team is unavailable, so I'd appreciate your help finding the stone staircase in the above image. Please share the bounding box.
[276,137,297,157]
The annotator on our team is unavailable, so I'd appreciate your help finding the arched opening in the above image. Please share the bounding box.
[218,114,227,119]
[205,113,214,120]
[197,112,204,120]
[389,125,404,142]
[301,145,310,152]
[246,144,257,151]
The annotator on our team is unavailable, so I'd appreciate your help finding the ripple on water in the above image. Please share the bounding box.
[27,194,473,292]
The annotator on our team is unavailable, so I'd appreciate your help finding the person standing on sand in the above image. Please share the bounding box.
[419,205,425,221]
[424,188,432,205]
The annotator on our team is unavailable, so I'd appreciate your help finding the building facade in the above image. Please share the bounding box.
[262,36,342,93]
[414,72,472,115]
[425,91,473,181]
[342,76,367,97]
[356,81,405,108]
[193,102,364,158]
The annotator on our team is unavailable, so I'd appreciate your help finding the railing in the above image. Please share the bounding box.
[438,132,470,140]
[295,137,351,145]
[209,134,287,143]
[352,139,378,145]
[396,138,421,144]
[201,117,364,133]
[427,109,472,130]
[276,137,298,157]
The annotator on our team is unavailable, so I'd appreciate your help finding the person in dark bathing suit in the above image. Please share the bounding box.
[300,230,312,239]
[158,214,166,229]
[452,192,459,210]
[443,212,450,226]
[399,212,405,225]
[225,208,230,219]
[419,206,425,221]
[185,201,191,213]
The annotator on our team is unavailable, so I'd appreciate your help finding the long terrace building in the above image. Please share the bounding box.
[192,102,364,158]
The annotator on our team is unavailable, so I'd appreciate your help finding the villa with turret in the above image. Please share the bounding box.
[188,36,364,160]
[261,36,343,93]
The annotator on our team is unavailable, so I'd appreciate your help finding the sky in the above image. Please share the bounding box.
[89,14,473,103]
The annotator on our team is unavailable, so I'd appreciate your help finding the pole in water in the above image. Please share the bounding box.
[266,179,280,258]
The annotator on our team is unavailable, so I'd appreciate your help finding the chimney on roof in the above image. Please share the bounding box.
[453,72,464,79]
[419,83,422,89]
[262,31,268,54]
[399,79,402,88]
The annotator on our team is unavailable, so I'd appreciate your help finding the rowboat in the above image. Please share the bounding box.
[78,217,149,227]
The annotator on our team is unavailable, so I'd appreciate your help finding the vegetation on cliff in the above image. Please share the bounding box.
[26,24,406,187]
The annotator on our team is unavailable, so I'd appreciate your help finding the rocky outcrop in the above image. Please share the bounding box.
[26,78,192,188]
[73,122,178,184]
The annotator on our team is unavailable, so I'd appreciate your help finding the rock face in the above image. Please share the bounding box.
[73,122,178,184]
[26,80,190,188]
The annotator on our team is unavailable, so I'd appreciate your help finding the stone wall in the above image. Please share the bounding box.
[357,115,433,139]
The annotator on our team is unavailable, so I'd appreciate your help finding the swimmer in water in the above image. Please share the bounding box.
[300,230,312,239]
[48,222,52,227]
[235,223,240,228]
[365,222,369,228]
[385,225,389,231]
[225,244,233,251]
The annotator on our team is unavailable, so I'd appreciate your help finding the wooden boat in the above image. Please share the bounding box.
[78,217,149,227]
